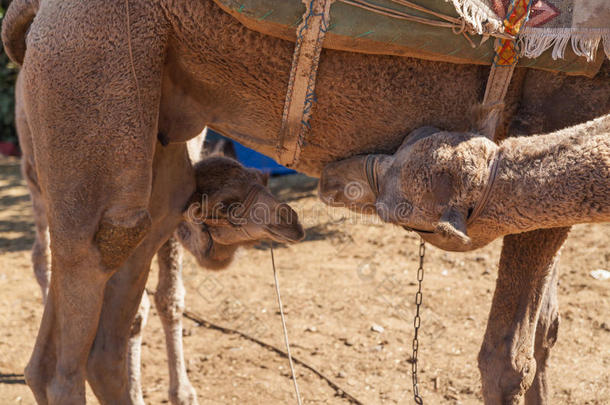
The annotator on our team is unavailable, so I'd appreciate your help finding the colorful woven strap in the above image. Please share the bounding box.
[493,0,534,66]
[482,0,533,140]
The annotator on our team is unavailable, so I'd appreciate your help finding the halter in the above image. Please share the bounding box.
[364,153,433,234]
[467,149,502,225]
[364,154,381,197]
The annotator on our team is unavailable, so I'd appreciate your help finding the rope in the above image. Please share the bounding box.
[270,244,303,405]
[467,149,502,225]
[337,0,515,41]
[364,154,381,197]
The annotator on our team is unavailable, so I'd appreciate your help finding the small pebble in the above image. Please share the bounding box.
[590,269,610,280]
[371,324,385,333]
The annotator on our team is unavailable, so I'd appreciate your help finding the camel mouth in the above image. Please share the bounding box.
[265,225,305,244]
[402,225,435,234]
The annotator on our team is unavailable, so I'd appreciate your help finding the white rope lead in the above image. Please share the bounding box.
[270,245,303,405]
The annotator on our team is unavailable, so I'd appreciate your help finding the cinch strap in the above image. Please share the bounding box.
[482,0,533,140]
[277,0,332,167]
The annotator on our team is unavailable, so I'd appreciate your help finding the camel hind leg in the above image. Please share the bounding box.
[20,144,51,302]
[155,237,198,405]
[123,237,198,405]
[16,72,50,303]
[126,291,151,405]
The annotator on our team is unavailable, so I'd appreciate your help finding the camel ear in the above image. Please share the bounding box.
[434,207,470,245]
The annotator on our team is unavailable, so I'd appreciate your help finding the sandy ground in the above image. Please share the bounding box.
[0,156,608,404]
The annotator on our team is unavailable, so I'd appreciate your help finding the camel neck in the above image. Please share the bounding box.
[480,123,610,233]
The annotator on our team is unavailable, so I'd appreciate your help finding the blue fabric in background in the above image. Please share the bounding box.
[208,130,296,176]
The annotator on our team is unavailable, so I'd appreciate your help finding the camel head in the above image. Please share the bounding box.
[317,126,444,215]
[178,157,304,269]
[376,129,498,251]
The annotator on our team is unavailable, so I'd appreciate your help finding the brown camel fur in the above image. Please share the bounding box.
[16,72,302,405]
[320,114,610,251]
[3,0,609,403]
[380,115,610,251]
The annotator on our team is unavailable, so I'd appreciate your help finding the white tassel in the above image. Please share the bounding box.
[447,0,501,34]
[571,35,601,62]
[551,35,570,60]
[519,28,610,62]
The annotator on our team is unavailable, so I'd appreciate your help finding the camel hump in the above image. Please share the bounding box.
[1,0,40,65]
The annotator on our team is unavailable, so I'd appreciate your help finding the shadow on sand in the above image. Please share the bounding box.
[0,159,35,253]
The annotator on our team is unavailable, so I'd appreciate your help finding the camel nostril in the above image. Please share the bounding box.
[274,204,297,224]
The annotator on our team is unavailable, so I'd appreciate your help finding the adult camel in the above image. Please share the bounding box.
[3,0,609,403]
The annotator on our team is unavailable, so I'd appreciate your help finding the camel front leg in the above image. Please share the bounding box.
[155,236,199,405]
[478,227,569,404]
[524,258,560,405]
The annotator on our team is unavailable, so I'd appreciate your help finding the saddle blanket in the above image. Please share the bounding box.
[213,0,609,76]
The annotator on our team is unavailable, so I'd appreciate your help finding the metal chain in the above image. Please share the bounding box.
[411,237,425,404]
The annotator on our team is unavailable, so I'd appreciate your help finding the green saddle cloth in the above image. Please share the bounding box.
[213,0,608,76]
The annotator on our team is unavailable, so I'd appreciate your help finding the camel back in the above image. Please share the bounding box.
[213,0,609,77]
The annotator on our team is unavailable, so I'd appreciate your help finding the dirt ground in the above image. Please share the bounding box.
[0,156,608,404]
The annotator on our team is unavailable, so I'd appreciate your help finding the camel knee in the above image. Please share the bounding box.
[478,341,537,404]
[154,282,185,322]
[95,208,152,271]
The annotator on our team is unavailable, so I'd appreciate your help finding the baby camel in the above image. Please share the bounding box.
[319,114,609,251]
[128,153,303,405]
[17,75,303,404]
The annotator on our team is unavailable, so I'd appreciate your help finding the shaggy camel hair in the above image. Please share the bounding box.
[377,114,610,251]
[16,72,302,405]
[319,114,610,252]
[3,0,610,403]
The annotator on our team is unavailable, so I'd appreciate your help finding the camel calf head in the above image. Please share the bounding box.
[178,157,304,269]
[376,130,498,251]
[320,127,498,251]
